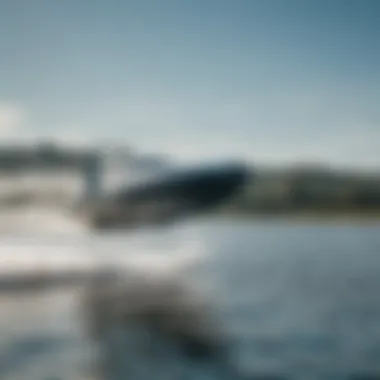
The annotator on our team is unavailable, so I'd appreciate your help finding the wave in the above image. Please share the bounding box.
[0,206,239,380]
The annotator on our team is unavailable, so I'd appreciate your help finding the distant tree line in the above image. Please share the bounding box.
[0,142,98,172]
[228,166,380,214]
[1,144,380,214]
[0,142,163,173]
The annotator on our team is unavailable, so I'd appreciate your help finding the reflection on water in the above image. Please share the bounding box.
[1,209,380,379]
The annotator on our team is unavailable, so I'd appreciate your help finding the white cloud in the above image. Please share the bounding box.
[0,104,24,136]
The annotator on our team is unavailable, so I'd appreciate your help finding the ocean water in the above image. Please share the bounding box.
[0,209,380,380]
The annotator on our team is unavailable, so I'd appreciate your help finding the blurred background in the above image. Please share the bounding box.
[0,1,380,379]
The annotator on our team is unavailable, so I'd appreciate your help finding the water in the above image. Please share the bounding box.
[0,210,380,379]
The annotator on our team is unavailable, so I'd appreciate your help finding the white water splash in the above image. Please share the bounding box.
[0,204,208,286]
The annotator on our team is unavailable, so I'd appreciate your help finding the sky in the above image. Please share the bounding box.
[0,0,379,168]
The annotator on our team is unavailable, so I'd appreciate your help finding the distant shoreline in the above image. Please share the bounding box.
[217,210,380,224]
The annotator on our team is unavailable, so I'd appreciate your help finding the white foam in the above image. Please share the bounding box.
[0,206,207,286]
[0,206,89,235]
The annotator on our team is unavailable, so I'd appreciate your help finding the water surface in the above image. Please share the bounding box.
[1,213,380,380]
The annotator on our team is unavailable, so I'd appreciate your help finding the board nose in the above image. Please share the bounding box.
[178,163,249,208]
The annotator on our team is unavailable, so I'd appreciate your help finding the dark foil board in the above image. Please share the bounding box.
[87,163,250,229]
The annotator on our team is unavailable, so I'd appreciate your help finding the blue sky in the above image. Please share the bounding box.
[0,0,379,167]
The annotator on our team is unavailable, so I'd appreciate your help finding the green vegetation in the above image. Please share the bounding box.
[225,166,380,217]
[0,142,98,172]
